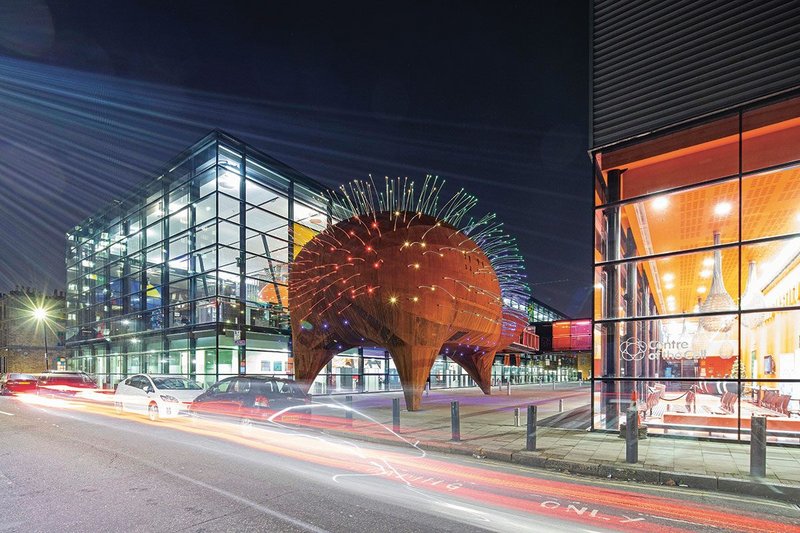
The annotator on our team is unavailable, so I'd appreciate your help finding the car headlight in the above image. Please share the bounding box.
[160,394,180,403]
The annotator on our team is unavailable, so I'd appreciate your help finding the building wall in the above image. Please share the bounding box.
[592,0,800,148]
[0,288,65,373]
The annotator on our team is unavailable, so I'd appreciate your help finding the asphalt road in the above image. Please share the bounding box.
[0,395,798,533]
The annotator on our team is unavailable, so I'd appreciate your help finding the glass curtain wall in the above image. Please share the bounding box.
[593,94,800,442]
[65,131,329,388]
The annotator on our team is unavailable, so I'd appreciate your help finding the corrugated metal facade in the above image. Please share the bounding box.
[592,0,800,149]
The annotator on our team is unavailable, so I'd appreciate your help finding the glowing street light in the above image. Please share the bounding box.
[33,307,49,371]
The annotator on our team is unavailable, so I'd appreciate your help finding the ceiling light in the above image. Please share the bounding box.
[700,270,711,278]
[652,196,669,211]
[714,202,733,216]
[663,273,675,282]
[702,257,714,267]
[697,287,707,294]
[665,282,674,290]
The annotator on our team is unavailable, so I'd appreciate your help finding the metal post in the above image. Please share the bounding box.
[392,398,400,433]
[451,401,461,441]
[559,399,564,413]
[626,407,638,463]
[750,415,767,477]
[345,395,353,428]
[514,407,520,427]
[552,381,556,390]
[506,381,511,396]
[43,326,49,371]
[526,405,537,451]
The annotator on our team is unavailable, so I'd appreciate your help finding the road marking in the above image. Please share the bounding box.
[0,410,14,416]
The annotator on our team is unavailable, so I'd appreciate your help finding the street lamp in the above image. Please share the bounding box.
[33,307,49,371]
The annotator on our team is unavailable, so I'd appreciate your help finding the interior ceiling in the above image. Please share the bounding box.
[624,166,800,315]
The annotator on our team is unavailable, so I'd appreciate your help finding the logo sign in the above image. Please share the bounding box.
[620,337,701,361]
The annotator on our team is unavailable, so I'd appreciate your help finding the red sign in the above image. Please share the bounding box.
[552,320,591,351]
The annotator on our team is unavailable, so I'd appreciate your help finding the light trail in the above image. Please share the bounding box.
[7,394,798,532]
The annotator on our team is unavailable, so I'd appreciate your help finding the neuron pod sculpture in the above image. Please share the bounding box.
[289,177,529,410]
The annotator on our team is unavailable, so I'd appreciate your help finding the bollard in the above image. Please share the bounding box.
[559,399,564,413]
[392,398,400,433]
[750,415,767,477]
[552,381,556,390]
[451,401,461,441]
[526,405,537,450]
[506,381,511,396]
[514,407,521,427]
[625,407,638,463]
[345,395,353,428]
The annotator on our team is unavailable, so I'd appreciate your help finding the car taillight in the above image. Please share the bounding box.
[254,396,270,408]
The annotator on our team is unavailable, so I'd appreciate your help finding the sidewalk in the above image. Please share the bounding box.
[310,383,800,502]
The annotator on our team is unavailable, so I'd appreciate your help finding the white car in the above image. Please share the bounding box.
[114,374,204,421]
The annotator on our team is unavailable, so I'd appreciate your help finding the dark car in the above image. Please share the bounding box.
[190,376,310,423]
[0,373,39,395]
[36,371,97,397]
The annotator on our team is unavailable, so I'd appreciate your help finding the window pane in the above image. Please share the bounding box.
[146,200,164,226]
[194,219,217,250]
[246,157,289,193]
[144,222,163,247]
[742,167,800,241]
[218,220,240,248]
[169,208,190,237]
[245,179,288,216]
[741,237,800,312]
[192,167,216,198]
[604,178,739,260]
[195,194,216,226]
[245,231,289,262]
[245,205,287,232]
[595,246,740,319]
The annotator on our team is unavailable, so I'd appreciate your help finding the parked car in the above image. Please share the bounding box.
[114,374,204,421]
[0,373,39,395]
[36,371,97,397]
[189,375,310,424]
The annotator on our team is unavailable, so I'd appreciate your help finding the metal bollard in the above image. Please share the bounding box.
[626,407,638,463]
[451,401,461,441]
[345,395,353,428]
[750,415,767,477]
[506,381,511,396]
[526,405,537,450]
[559,399,564,413]
[392,398,400,433]
[514,407,521,427]
[552,381,556,390]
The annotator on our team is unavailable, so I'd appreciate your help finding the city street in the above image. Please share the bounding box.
[1,395,798,532]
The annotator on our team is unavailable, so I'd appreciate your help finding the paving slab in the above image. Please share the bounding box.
[312,382,800,502]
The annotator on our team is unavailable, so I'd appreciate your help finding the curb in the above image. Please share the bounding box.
[317,426,800,504]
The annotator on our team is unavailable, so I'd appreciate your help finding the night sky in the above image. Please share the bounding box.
[0,1,590,317]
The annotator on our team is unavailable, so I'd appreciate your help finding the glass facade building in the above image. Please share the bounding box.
[66,131,331,387]
[593,94,800,442]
